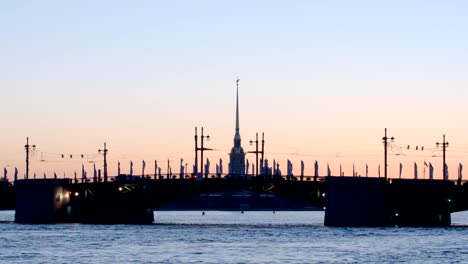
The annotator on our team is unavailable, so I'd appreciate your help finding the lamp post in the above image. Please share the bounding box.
[194,127,212,178]
[98,142,108,182]
[382,128,394,180]
[436,134,449,180]
[25,137,36,180]
[261,132,265,167]
[194,127,198,175]
[249,132,265,176]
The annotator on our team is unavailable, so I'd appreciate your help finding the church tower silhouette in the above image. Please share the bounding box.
[229,78,245,176]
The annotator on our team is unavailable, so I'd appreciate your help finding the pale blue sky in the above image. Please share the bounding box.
[1,1,467,178]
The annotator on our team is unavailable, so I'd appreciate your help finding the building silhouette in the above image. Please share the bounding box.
[229,79,245,176]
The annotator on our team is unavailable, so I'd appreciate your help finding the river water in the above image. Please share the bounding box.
[1,210,468,263]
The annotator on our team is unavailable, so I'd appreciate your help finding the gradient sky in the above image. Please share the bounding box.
[1,1,468,180]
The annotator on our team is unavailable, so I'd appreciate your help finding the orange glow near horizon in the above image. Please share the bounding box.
[1,129,466,182]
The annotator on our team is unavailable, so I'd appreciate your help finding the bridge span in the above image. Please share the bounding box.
[11,175,468,226]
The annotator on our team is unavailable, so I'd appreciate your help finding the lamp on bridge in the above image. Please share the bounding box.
[98,142,108,182]
[25,137,36,180]
[194,127,212,179]
[436,134,449,180]
[249,132,265,177]
[382,128,394,180]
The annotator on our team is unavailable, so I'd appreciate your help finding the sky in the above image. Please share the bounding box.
[1,1,468,180]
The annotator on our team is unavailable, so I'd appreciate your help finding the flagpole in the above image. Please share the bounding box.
[424,161,426,179]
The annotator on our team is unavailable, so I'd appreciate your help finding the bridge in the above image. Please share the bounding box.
[9,175,468,226]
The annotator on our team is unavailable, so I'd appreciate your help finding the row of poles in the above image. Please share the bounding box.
[22,129,450,181]
[194,127,265,177]
[24,138,109,181]
[383,128,449,180]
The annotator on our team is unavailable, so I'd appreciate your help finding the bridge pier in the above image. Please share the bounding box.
[15,179,72,223]
[14,177,154,224]
[324,177,391,226]
[391,179,453,227]
[324,177,454,227]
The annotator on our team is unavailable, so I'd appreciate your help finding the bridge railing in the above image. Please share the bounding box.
[68,173,330,184]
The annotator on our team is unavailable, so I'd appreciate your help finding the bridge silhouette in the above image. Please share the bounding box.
[11,174,468,226]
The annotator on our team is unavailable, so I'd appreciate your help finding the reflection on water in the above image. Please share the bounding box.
[155,210,325,226]
[0,210,468,263]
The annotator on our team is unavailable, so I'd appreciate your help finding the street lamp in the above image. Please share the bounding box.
[436,134,449,180]
[25,137,36,180]
[194,127,212,178]
[98,142,108,182]
[249,132,264,177]
[382,128,394,180]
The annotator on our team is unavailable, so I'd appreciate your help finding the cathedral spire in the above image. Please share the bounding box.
[230,77,245,176]
[233,78,241,147]
[236,78,240,134]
